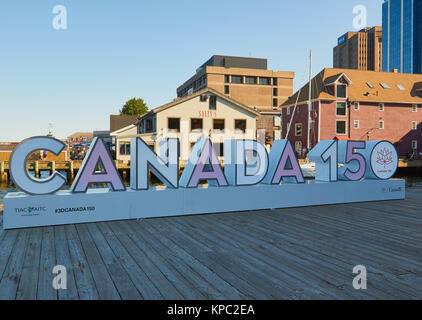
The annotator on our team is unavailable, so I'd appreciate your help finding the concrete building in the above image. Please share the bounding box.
[116,88,259,163]
[281,68,422,157]
[176,55,294,143]
[333,27,383,72]
[382,0,422,74]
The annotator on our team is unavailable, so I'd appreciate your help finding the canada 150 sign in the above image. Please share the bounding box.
[3,137,404,229]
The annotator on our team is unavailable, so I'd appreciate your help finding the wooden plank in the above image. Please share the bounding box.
[54,225,80,300]
[112,221,204,300]
[192,214,359,299]
[125,220,225,299]
[73,224,120,300]
[0,229,30,299]
[16,228,43,300]
[267,208,422,271]
[223,211,412,299]
[0,230,19,283]
[37,227,57,300]
[146,219,262,300]
[161,217,318,299]
[170,217,337,299]
[243,210,422,298]
[84,223,144,299]
[64,224,99,300]
[98,221,180,299]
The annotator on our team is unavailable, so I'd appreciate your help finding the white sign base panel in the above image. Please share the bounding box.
[3,179,405,230]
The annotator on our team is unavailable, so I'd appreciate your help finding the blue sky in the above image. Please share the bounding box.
[0,0,383,141]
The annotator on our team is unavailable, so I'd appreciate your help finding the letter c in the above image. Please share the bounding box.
[9,136,67,195]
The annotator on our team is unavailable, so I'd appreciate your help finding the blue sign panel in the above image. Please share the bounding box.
[338,35,346,45]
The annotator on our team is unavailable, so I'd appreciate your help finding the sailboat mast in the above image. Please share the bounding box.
[307,49,312,151]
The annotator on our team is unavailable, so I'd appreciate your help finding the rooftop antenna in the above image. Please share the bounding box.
[47,123,53,137]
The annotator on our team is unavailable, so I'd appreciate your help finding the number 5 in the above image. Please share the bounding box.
[340,141,366,181]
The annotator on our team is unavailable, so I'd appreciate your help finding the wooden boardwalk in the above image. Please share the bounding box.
[0,188,421,300]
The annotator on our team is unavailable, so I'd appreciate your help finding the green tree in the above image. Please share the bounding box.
[119,97,148,116]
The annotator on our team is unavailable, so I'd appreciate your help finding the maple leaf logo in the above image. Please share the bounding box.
[376,147,393,168]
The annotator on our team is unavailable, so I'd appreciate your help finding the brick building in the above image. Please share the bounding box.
[176,55,293,143]
[281,68,422,157]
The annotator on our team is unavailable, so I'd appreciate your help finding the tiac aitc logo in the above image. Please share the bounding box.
[15,206,47,215]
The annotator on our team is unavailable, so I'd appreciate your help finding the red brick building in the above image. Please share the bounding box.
[281,68,422,157]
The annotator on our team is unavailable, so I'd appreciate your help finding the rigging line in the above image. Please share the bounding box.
[284,60,309,139]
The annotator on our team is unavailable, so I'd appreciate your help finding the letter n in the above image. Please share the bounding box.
[130,138,179,190]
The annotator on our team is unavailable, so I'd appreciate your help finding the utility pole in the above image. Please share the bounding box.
[307,49,312,151]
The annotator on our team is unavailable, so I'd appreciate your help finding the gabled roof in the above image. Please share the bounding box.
[110,124,137,136]
[324,73,352,86]
[110,115,139,133]
[139,88,261,120]
[282,68,422,107]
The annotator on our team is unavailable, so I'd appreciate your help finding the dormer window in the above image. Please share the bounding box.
[336,84,347,98]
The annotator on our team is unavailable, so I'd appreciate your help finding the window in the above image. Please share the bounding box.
[274,130,282,140]
[209,95,217,110]
[259,77,270,85]
[231,76,242,84]
[245,76,257,84]
[287,107,291,115]
[224,85,230,94]
[336,102,346,116]
[295,123,302,136]
[336,120,346,135]
[412,140,418,150]
[235,119,246,133]
[224,75,230,83]
[213,119,225,132]
[412,104,418,113]
[273,78,278,86]
[412,121,418,130]
[379,103,384,111]
[273,88,278,96]
[379,120,384,130]
[191,118,203,131]
[354,102,360,111]
[212,143,224,157]
[380,83,391,89]
[168,118,180,132]
[336,84,347,98]
[397,84,405,90]
[273,98,278,108]
[273,116,281,127]
[295,141,302,155]
[353,120,359,129]
[146,119,153,132]
[119,142,130,155]
[366,82,374,88]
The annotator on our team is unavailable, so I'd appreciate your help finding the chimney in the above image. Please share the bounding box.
[392,69,399,73]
